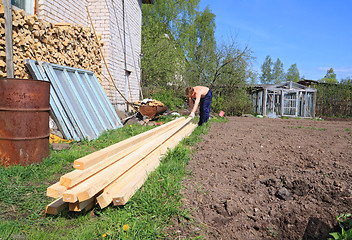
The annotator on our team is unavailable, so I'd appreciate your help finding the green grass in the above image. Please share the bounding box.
[288,125,329,131]
[0,116,211,239]
[329,213,352,240]
[210,116,227,123]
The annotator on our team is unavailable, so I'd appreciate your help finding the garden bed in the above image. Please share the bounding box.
[176,116,352,239]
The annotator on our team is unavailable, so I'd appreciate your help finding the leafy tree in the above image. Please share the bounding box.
[208,39,254,115]
[260,55,273,84]
[286,63,300,82]
[325,68,337,79]
[210,39,254,88]
[272,58,285,84]
[341,76,352,86]
[141,29,185,87]
[320,68,338,84]
[184,6,216,86]
[249,71,258,84]
[141,0,201,87]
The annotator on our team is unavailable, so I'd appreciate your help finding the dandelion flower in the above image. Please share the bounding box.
[102,233,107,237]
[123,224,129,231]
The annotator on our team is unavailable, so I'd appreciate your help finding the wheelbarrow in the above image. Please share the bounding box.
[139,105,168,119]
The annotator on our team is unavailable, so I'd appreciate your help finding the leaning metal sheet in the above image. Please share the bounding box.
[26,60,81,141]
[26,60,122,141]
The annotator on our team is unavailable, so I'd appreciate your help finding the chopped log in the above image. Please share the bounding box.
[1,4,102,78]
[62,118,192,203]
[0,58,6,67]
[16,9,26,18]
[0,4,4,16]
[45,198,68,215]
[25,15,37,25]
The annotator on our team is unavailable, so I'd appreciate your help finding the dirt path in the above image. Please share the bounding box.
[177,117,352,239]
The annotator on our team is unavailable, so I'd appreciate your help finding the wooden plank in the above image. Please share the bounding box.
[45,198,68,215]
[69,197,96,212]
[96,191,111,209]
[73,117,185,170]
[4,0,14,77]
[96,123,196,208]
[62,118,192,203]
[113,123,197,205]
[66,118,191,202]
[60,117,185,188]
[47,182,68,199]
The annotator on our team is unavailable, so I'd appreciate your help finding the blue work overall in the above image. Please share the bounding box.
[198,89,212,126]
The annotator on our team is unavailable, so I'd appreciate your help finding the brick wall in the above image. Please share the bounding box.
[37,0,89,27]
[36,0,143,111]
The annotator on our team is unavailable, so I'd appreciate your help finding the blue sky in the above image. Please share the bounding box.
[199,0,352,81]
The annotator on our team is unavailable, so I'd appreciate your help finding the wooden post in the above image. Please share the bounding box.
[273,90,276,114]
[4,0,14,78]
[281,90,284,116]
[312,91,317,118]
[304,91,308,117]
[295,91,299,117]
[263,89,267,116]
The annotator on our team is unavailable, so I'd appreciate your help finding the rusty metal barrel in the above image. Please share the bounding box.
[0,78,50,166]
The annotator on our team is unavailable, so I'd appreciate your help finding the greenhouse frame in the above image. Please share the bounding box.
[250,81,317,118]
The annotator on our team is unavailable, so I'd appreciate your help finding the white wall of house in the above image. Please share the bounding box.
[36,0,143,111]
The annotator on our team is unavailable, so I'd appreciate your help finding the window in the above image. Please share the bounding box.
[11,0,35,14]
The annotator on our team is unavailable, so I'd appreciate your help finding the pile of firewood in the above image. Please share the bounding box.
[0,4,102,81]
[45,117,196,214]
[135,99,165,107]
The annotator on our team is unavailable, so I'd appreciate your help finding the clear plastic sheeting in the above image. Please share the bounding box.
[266,112,278,119]
[26,60,122,141]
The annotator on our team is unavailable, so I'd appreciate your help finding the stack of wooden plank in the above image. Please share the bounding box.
[45,117,197,215]
[0,4,102,81]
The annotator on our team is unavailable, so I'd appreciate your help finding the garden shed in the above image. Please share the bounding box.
[249,81,317,118]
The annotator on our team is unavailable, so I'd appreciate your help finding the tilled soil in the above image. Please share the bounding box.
[175,117,352,239]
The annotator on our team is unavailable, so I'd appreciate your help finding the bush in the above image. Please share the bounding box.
[143,86,186,111]
[315,83,352,117]
[212,88,253,116]
[142,85,253,116]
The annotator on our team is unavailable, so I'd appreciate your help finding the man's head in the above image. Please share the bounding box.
[185,87,194,97]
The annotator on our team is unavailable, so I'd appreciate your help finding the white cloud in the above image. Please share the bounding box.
[318,66,352,74]
[317,66,352,79]
[334,67,352,74]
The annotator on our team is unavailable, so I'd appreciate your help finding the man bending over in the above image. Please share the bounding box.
[185,86,213,126]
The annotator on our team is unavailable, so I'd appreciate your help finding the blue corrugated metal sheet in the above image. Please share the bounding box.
[26,60,122,141]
